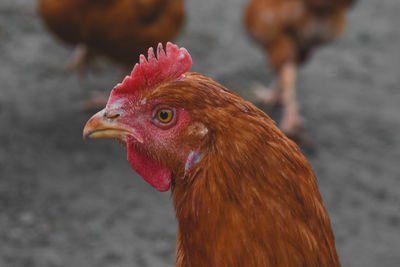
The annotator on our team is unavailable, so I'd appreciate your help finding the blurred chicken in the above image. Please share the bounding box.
[83,43,341,266]
[244,0,355,144]
[38,0,184,108]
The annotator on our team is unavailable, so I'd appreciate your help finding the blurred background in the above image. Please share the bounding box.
[0,0,399,266]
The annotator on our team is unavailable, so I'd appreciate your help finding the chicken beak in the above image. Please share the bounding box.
[83,108,144,143]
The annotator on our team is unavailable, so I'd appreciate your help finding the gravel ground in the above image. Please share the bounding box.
[0,0,399,266]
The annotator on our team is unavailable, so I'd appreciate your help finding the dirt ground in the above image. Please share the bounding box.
[0,0,399,266]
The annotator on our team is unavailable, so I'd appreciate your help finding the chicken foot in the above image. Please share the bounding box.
[253,80,282,108]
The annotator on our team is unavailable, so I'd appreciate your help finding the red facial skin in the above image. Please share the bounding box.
[105,94,193,191]
[85,43,198,191]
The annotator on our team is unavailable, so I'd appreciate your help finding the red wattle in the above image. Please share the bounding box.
[126,141,172,192]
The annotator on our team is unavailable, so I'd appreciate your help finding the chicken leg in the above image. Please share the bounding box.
[279,61,303,136]
[65,44,93,83]
[254,61,313,148]
[65,44,106,110]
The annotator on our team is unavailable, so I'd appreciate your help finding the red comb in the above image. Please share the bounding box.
[110,42,192,98]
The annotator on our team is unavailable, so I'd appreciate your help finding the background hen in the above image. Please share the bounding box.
[244,0,356,144]
[38,0,184,108]
[84,43,341,266]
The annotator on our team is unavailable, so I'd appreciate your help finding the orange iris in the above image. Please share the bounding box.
[157,109,173,123]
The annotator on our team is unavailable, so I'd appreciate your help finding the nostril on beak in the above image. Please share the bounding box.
[104,111,120,119]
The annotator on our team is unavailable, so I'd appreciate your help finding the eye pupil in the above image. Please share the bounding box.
[160,111,169,120]
[157,109,173,123]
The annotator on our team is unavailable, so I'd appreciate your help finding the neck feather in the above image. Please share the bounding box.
[171,121,341,267]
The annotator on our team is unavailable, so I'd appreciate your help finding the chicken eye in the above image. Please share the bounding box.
[157,109,174,123]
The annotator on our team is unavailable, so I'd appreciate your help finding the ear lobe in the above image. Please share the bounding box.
[185,150,203,176]
[186,122,209,141]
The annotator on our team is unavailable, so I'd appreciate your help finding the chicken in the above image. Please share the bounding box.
[83,43,341,266]
[244,0,355,144]
[38,0,184,108]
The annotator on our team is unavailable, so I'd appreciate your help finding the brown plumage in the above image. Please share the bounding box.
[83,43,341,266]
[244,0,355,144]
[164,75,341,266]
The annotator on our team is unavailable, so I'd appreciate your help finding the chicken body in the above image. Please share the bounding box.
[244,0,355,143]
[84,43,341,266]
[39,0,184,66]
